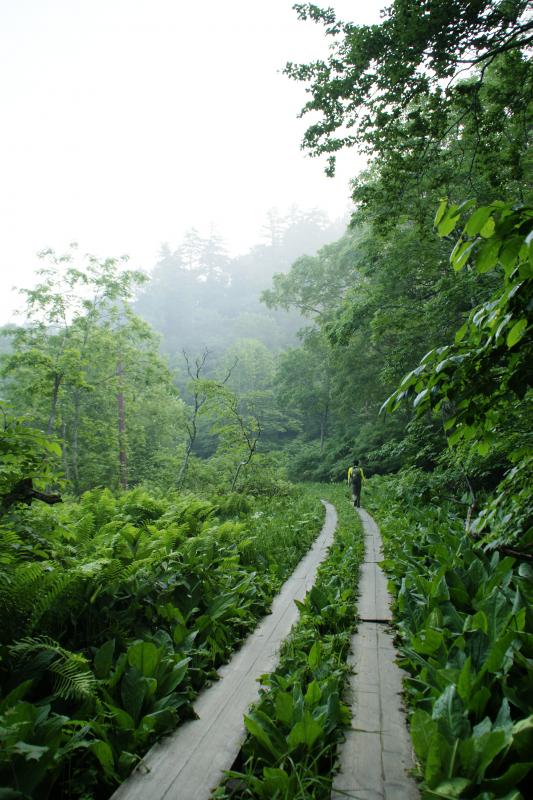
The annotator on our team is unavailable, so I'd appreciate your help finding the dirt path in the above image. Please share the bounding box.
[332,507,418,800]
[111,500,338,800]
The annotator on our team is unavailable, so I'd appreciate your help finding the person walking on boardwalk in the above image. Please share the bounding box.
[347,460,365,508]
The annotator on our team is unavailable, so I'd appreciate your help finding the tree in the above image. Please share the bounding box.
[1,249,186,493]
[285,1,532,181]
[384,200,532,550]
[0,404,62,512]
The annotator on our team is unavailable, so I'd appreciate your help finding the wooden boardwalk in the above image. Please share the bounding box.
[332,508,418,800]
[111,501,338,800]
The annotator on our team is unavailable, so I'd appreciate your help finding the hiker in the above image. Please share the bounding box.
[347,461,365,508]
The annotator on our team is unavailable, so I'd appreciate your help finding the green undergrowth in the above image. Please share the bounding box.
[215,483,364,800]
[367,474,533,800]
[0,485,324,799]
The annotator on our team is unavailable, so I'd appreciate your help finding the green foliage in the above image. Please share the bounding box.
[1,248,186,494]
[369,475,533,798]
[0,484,325,798]
[285,2,531,191]
[0,404,62,503]
[268,0,532,490]
[384,200,532,551]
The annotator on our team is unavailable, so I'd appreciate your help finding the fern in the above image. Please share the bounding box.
[10,636,97,701]
[29,570,78,630]
[0,562,50,643]
[100,557,127,584]
[73,512,96,550]
[0,526,25,564]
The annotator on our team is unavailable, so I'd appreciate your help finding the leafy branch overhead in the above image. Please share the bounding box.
[383,201,532,450]
[285,1,532,175]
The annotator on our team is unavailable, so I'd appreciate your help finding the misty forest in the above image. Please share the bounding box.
[1,3,532,800]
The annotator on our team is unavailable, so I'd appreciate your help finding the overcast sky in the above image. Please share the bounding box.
[0,0,384,322]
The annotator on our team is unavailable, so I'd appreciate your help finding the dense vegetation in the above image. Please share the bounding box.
[368,473,533,798]
[1,0,532,798]
[0,467,324,799]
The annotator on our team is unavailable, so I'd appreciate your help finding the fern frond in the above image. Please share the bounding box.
[0,526,24,564]
[10,635,97,701]
[73,512,96,549]
[0,562,49,641]
[100,558,126,584]
[74,559,110,577]
[50,655,96,700]
[29,571,77,630]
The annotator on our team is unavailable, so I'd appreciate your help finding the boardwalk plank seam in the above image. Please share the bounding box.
[332,507,419,800]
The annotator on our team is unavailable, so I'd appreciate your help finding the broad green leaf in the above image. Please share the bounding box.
[308,642,320,669]
[274,691,294,726]
[304,679,322,706]
[438,214,460,237]
[511,714,533,759]
[127,641,160,677]
[424,732,449,788]
[475,238,501,273]
[431,777,471,797]
[410,709,438,760]
[472,729,510,781]
[244,711,285,759]
[480,590,513,639]
[506,318,527,348]
[411,628,443,655]
[500,236,523,274]
[206,593,237,620]
[120,668,147,723]
[94,639,115,679]
[158,657,189,695]
[287,711,324,750]
[105,703,134,730]
[481,762,533,795]
[12,742,49,761]
[172,623,189,646]
[0,680,33,713]
[432,685,469,739]
[477,439,490,457]
[479,217,495,238]
[244,714,277,757]
[413,388,429,409]
[90,740,116,777]
[262,767,290,794]
[450,239,477,271]
[454,323,468,344]
[434,199,448,227]
[457,658,472,704]
[465,206,492,236]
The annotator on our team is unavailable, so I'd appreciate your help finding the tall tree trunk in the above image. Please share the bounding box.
[116,358,128,490]
[47,373,62,436]
[60,410,71,483]
[71,390,81,494]
[319,401,329,453]
[177,423,196,489]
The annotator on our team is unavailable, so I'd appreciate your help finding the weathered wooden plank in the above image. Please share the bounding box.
[332,508,419,800]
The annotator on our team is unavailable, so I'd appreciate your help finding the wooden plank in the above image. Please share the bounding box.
[332,508,419,800]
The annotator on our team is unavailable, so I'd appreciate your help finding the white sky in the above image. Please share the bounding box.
[0,0,384,323]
